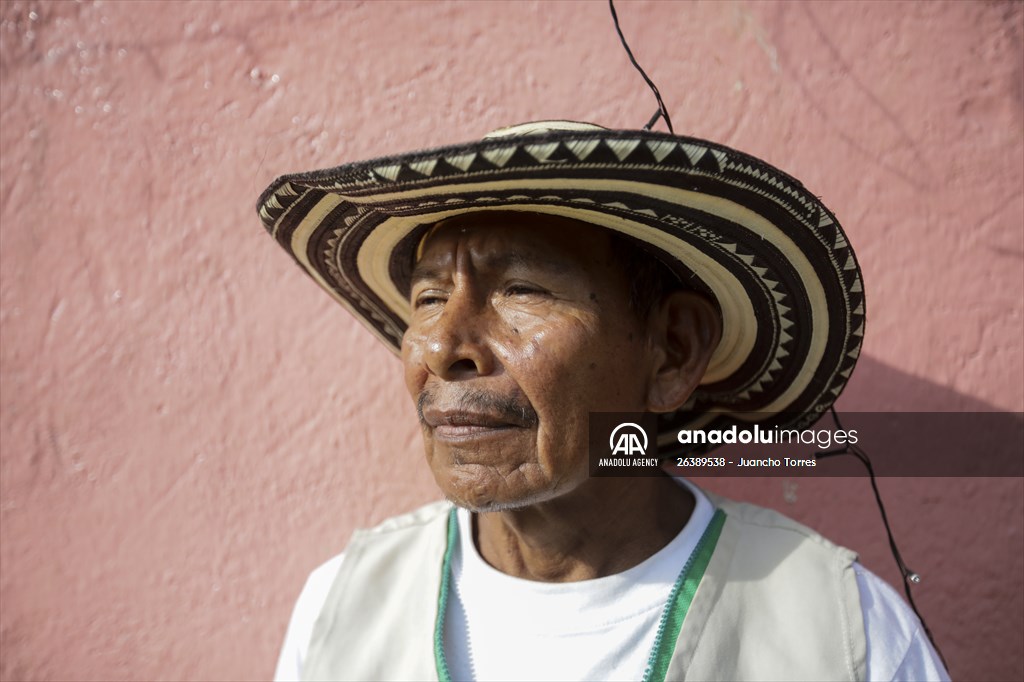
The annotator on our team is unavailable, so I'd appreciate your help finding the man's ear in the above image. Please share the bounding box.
[645,291,722,413]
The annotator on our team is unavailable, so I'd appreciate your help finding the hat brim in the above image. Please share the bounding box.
[257,127,864,450]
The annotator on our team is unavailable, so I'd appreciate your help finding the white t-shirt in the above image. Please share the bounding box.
[275,481,950,681]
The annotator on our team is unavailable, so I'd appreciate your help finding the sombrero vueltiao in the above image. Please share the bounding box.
[256,121,864,453]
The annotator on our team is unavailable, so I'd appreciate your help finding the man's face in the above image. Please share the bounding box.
[401,212,657,512]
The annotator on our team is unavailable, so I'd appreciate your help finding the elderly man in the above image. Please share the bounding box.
[260,122,949,681]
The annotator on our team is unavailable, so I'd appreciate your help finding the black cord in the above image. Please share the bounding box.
[816,407,949,672]
[608,0,674,135]
[644,109,664,132]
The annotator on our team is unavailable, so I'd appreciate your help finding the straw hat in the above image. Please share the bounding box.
[256,121,864,449]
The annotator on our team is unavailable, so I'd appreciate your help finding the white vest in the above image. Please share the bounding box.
[303,494,867,681]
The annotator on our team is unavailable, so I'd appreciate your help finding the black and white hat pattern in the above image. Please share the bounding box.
[257,121,865,451]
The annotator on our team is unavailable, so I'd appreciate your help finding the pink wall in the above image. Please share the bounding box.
[1,1,1021,680]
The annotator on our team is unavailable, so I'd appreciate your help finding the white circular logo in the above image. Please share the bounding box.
[609,422,648,456]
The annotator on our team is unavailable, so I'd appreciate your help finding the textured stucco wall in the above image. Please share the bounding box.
[1,1,1021,680]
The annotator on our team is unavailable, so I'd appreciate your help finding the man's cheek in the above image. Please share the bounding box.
[400,332,428,392]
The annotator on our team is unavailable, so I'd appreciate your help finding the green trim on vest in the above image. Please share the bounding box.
[644,508,727,682]
[435,509,458,682]
[434,508,728,682]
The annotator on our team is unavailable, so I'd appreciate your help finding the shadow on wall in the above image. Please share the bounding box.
[839,354,1021,414]
[835,355,1023,476]
[701,353,1024,682]
[840,355,1022,682]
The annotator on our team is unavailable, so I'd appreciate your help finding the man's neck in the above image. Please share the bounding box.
[473,474,695,582]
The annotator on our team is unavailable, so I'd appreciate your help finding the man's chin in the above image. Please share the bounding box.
[434,462,554,513]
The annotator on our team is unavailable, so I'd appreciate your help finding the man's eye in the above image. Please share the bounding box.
[414,293,447,309]
[505,284,548,297]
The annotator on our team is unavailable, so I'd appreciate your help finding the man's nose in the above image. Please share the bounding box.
[422,288,496,380]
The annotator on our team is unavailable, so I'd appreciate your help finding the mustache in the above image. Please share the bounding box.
[417,388,539,429]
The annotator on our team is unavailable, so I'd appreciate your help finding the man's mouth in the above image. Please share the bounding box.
[416,388,540,442]
[421,408,523,441]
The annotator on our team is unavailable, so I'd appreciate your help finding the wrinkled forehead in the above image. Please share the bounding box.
[412,211,617,279]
